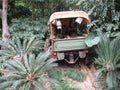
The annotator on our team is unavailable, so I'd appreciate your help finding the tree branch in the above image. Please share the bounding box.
[0,9,2,17]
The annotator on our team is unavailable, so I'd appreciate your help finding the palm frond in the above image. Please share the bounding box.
[0,37,44,61]
[33,80,46,90]
[0,80,14,90]
[1,73,23,80]
[95,34,120,89]
[95,67,106,79]
[35,58,57,76]
[4,60,27,74]
[0,51,58,90]
[95,34,120,69]
[15,37,23,51]
[21,82,31,90]
[106,71,119,89]
[12,79,28,90]
[23,39,28,52]
[23,54,30,72]
[26,37,36,53]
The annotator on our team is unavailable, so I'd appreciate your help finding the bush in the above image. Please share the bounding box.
[52,81,82,90]
[66,68,86,81]
[95,34,120,89]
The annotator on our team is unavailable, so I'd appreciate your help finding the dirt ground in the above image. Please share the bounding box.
[59,61,102,90]
[73,63,98,90]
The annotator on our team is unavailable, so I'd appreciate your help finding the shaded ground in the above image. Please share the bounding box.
[58,60,102,90]
[72,63,97,90]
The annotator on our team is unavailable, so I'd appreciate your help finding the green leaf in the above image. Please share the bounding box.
[23,39,28,52]
[29,53,36,73]
[23,54,30,72]
[106,71,118,89]
[4,60,27,74]
[111,32,120,37]
[95,68,104,79]
[26,37,35,53]
[36,58,57,76]
[33,81,46,90]
[85,33,100,47]
[12,79,26,90]
[3,73,23,80]
[22,82,31,90]
[0,81,13,90]
[15,37,22,51]
[40,77,58,85]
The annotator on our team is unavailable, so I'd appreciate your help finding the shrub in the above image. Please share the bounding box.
[95,34,120,89]
[66,68,86,82]
[0,51,58,90]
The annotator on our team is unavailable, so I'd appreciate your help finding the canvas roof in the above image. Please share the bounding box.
[48,11,90,24]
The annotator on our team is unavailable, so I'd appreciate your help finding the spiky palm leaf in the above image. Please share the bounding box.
[0,36,43,60]
[95,34,120,89]
[0,51,58,90]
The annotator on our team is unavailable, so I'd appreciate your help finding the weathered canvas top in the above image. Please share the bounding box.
[48,11,90,24]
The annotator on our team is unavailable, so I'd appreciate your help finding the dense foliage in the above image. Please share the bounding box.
[87,0,120,37]
[95,34,120,89]
[0,37,43,60]
[9,18,48,39]
[48,67,84,90]
[0,0,119,39]
[0,0,119,90]
[48,67,86,82]
[0,51,58,90]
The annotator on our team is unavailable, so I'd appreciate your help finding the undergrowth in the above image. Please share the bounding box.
[52,81,82,90]
[66,68,86,81]
[48,67,85,90]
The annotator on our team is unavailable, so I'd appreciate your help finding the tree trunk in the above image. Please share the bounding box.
[112,0,115,5]
[32,1,35,19]
[1,0,10,42]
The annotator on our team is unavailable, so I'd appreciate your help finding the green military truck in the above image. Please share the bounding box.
[44,11,92,64]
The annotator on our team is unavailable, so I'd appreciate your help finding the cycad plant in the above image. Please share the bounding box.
[0,51,58,90]
[0,36,43,60]
[95,34,120,89]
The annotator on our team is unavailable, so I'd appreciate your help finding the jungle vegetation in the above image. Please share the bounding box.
[0,0,120,90]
